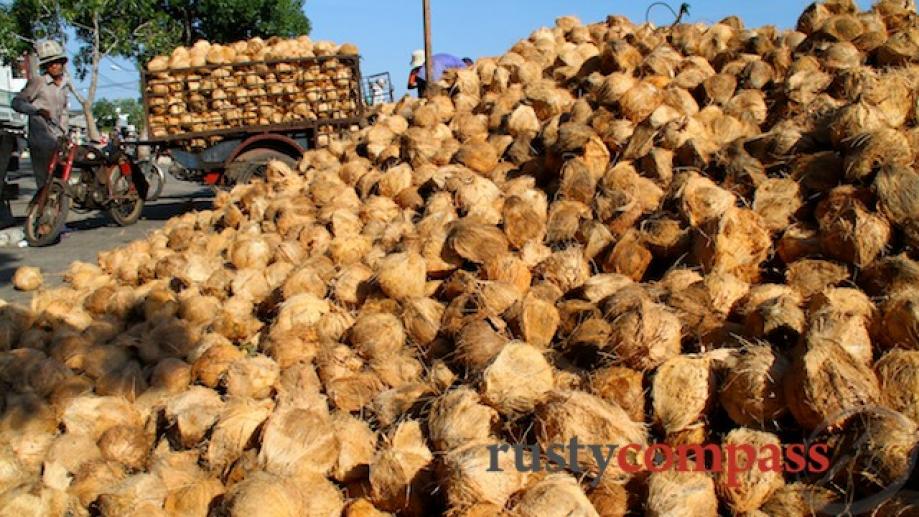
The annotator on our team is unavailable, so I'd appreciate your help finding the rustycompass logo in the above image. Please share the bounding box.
[796,404,919,516]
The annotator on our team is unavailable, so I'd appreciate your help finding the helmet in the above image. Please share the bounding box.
[36,40,67,67]
[410,49,425,68]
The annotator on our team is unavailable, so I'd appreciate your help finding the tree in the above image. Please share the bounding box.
[93,97,144,132]
[0,0,311,140]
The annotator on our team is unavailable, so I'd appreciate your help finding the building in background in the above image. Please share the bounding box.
[0,58,28,129]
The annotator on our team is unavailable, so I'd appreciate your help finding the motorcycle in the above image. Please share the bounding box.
[25,122,148,247]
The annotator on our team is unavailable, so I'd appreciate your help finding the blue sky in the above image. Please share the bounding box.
[78,0,874,105]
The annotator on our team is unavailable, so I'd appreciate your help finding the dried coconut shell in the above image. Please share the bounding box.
[716,428,786,513]
[445,219,509,264]
[369,420,433,514]
[510,473,599,517]
[647,470,718,517]
[720,345,789,428]
[205,397,273,475]
[375,251,426,301]
[785,340,880,430]
[604,291,681,371]
[602,230,653,282]
[12,267,42,291]
[876,349,919,424]
[97,425,150,471]
[507,291,560,349]
[441,441,528,511]
[678,172,737,228]
[259,406,338,478]
[878,290,919,351]
[428,387,498,452]
[589,365,645,423]
[536,390,647,482]
[693,207,772,283]
[331,411,376,483]
[785,259,849,299]
[192,343,244,388]
[225,355,279,399]
[350,312,405,359]
[456,317,510,370]
[753,178,802,233]
[652,355,714,442]
[482,341,554,415]
[164,387,225,448]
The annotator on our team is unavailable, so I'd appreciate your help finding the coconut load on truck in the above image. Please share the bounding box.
[141,37,365,187]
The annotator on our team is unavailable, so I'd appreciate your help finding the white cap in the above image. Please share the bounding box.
[410,49,425,67]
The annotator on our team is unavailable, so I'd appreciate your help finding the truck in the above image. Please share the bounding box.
[140,51,367,187]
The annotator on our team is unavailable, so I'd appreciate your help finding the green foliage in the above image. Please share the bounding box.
[0,0,311,70]
[93,97,144,131]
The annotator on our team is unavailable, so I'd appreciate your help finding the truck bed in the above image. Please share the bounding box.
[141,54,365,148]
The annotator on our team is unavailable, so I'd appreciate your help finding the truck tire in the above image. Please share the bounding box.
[226,148,298,186]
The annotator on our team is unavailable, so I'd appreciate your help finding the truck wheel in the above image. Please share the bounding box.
[228,148,298,186]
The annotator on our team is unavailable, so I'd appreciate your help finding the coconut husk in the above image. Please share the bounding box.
[536,247,591,294]
[743,288,806,345]
[225,355,280,399]
[784,340,880,431]
[97,425,150,471]
[878,290,919,351]
[806,287,876,365]
[204,397,273,475]
[12,267,43,292]
[720,345,789,428]
[821,406,918,502]
[164,387,225,448]
[647,470,718,517]
[693,207,772,283]
[536,390,647,482]
[547,200,591,243]
[444,219,509,265]
[603,287,682,370]
[776,223,822,264]
[677,172,737,228]
[192,342,245,388]
[876,349,919,424]
[369,420,433,514]
[440,442,529,511]
[752,178,802,233]
[505,291,560,349]
[588,365,645,423]
[510,473,599,517]
[602,230,653,282]
[652,355,714,444]
[258,406,338,478]
[716,428,786,514]
[875,164,919,247]
[349,312,405,360]
[759,482,836,517]
[785,259,849,299]
[481,341,554,415]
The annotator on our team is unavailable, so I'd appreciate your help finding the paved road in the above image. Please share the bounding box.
[0,160,214,305]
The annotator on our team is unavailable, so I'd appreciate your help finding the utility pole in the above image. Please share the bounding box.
[422,0,433,98]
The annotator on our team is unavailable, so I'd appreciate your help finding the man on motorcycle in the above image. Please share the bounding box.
[12,40,70,191]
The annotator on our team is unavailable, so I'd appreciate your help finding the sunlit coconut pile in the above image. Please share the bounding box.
[3,0,919,515]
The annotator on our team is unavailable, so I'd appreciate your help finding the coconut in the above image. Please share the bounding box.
[652,355,714,444]
[441,442,528,511]
[815,186,891,267]
[481,341,554,415]
[510,473,599,517]
[678,172,737,228]
[375,251,427,301]
[784,341,880,431]
[785,259,849,299]
[445,219,509,264]
[752,178,802,233]
[603,230,652,282]
[716,428,785,513]
[647,470,718,517]
[204,397,273,475]
[588,366,645,423]
[192,342,245,388]
[12,267,43,291]
[225,355,280,399]
[505,291,560,349]
[229,236,271,269]
[720,345,789,429]
[350,312,405,359]
[760,482,837,517]
[258,406,338,478]
[604,291,681,371]
[428,387,498,452]
[536,390,647,482]
[693,207,772,283]
[369,420,433,514]
[97,425,150,471]
[876,349,919,423]
[821,406,918,501]
[806,287,876,364]
[164,387,225,448]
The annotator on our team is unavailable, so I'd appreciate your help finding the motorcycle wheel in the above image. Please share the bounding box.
[107,168,144,226]
[138,159,166,201]
[25,179,70,247]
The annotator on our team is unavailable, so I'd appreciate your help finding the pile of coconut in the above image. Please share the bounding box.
[3,0,919,515]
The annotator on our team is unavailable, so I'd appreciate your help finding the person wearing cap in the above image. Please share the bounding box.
[12,40,70,191]
[407,50,472,97]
